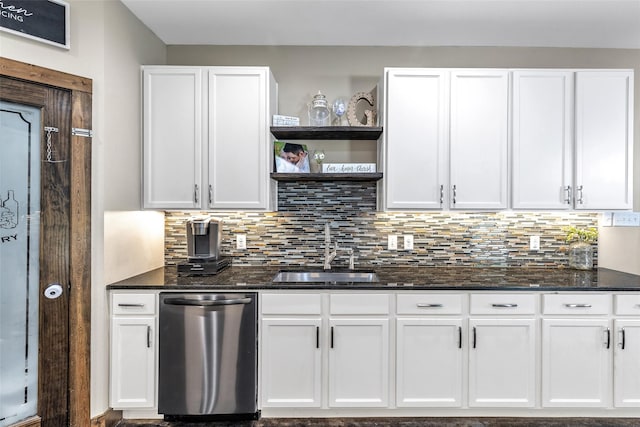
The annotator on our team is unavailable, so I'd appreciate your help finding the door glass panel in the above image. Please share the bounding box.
[0,101,41,426]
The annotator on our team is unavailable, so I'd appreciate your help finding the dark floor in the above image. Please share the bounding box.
[116,417,640,427]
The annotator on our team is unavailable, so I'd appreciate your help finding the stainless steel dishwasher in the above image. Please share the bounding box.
[158,292,258,419]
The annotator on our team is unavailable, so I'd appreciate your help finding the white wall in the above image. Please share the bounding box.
[0,0,166,417]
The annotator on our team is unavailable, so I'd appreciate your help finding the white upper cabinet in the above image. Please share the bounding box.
[449,70,509,210]
[512,70,574,209]
[383,68,633,211]
[574,71,634,210]
[143,67,203,209]
[383,68,448,210]
[142,66,276,210]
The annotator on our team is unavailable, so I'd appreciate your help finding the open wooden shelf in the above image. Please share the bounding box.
[271,126,383,140]
[271,173,383,182]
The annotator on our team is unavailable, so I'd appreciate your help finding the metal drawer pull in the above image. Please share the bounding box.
[492,303,518,308]
[417,303,444,308]
[163,297,251,306]
[147,326,152,348]
[118,303,145,307]
[564,303,592,308]
[621,328,626,350]
[605,328,611,349]
[458,326,462,349]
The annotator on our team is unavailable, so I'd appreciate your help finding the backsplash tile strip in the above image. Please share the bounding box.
[165,182,599,268]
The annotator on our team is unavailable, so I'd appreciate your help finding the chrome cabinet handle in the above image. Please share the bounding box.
[492,303,518,308]
[564,303,592,308]
[416,303,444,308]
[620,328,626,350]
[118,303,145,307]
[147,325,151,348]
[194,184,199,204]
[439,184,444,205]
[564,186,572,205]
[452,185,457,205]
[208,184,213,205]
[576,185,584,204]
[458,326,462,349]
[605,328,611,349]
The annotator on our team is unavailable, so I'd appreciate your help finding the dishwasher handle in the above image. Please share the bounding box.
[163,297,252,307]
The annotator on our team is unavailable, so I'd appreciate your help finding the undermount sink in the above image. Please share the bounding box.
[272,270,380,283]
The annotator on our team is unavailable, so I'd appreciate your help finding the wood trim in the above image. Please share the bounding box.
[69,90,93,427]
[0,57,92,93]
[1,59,93,427]
[90,409,122,427]
[9,416,41,427]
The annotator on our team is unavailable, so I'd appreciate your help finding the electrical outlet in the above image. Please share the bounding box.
[404,235,414,251]
[236,234,247,250]
[600,212,614,227]
[529,235,540,251]
[612,212,640,227]
[388,235,398,251]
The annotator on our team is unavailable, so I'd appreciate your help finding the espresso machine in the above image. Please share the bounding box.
[178,217,230,275]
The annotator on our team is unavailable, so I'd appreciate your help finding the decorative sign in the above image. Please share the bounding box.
[323,163,377,173]
[0,0,70,49]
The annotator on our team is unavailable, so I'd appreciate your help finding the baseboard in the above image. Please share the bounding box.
[91,409,123,427]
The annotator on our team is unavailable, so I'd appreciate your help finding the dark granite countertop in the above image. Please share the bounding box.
[107,265,640,291]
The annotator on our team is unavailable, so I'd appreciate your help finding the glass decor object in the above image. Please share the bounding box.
[564,226,597,270]
[308,91,331,126]
[332,98,347,126]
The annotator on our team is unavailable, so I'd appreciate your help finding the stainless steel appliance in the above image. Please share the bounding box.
[186,217,221,261]
[158,293,258,419]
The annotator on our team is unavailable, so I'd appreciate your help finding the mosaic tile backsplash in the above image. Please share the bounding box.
[165,181,599,268]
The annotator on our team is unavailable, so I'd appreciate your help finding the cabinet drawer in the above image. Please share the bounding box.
[543,293,610,315]
[112,293,156,315]
[330,294,389,315]
[261,293,322,315]
[469,293,536,315]
[396,293,463,315]
[614,294,640,315]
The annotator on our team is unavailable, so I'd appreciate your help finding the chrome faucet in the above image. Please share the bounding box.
[323,222,337,270]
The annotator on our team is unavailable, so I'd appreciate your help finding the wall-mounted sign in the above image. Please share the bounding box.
[0,0,70,49]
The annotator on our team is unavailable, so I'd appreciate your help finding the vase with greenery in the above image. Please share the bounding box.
[564,226,598,270]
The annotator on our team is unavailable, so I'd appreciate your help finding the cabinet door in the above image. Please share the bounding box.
[512,71,574,209]
[329,318,389,407]
[384,68,448,210]
[110,317,155,408]
[261,318,322,407]
[143,67,203,209]
[468,318,536,407]
[396,318,462,407]
[450,70,509,210]
[208,67,272,209]
[542,319,611,407]
[614,319,640,407]
[575,71,634,210]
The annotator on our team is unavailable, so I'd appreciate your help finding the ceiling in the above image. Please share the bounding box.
[121,0,640,49]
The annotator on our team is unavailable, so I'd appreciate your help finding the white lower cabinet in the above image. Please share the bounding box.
[110,293,157,409]
[468,318,536,407]
[260,318,322,407]
[328,318,389,407]
[396,318,463,407]
[613,319,640,407]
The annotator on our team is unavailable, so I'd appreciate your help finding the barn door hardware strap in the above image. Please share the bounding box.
[44,126,66,163]
[72,128,93,138]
